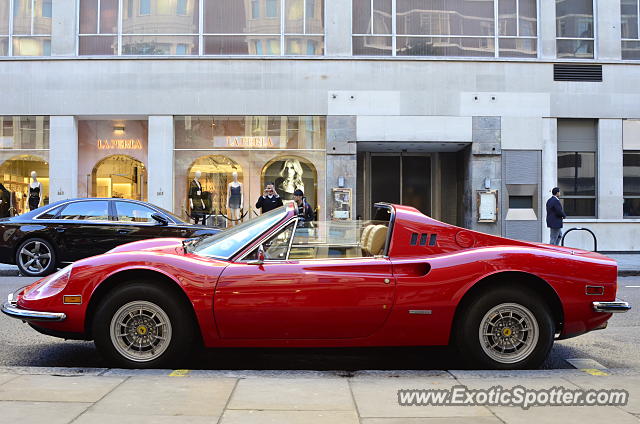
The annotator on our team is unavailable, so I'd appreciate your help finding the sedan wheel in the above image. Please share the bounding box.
[16,238,57,276]
[93,282,195,368]
[455,286,554,369]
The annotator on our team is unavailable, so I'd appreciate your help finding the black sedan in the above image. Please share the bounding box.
[0,198,219,276]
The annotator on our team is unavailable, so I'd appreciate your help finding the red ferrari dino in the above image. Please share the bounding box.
[2,203,631,369]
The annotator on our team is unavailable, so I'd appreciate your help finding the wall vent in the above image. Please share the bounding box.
[554,64,602,82]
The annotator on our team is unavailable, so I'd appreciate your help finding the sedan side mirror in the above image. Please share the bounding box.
[151,213,169,226]
[248,245,265,265]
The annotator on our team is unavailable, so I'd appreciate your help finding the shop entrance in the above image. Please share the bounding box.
[367,153,432,218]
[91,155,147,201]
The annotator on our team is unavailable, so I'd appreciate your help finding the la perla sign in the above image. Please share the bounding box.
[212,136,280,148]
[97,139,143,150]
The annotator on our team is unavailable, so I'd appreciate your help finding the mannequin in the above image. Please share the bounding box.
[226,172,243,227]
[188,171,206,224]
[28,171,41,211]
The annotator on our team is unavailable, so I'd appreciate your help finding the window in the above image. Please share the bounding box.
[4,0,52,56]
[353,0,536,57]
[557,119,597,217]
[58,201,110,221]
[251,0,259,18]
[622,0,640,59]
[245,222,296,261]
[623,152,640,216]
[509,195,533,208]
[37,205,62,219]
[115,201,158,222]
[556,0,594,58]
[139,0,151,15]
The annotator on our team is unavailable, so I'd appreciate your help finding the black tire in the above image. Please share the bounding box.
[92,282,195,369]
[15,238,57,277]
[454,286,555,370]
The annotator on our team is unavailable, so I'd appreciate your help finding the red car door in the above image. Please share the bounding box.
[214,257,396,339]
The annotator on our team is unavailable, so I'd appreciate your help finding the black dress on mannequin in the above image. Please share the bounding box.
[189,179,205,224]
[28,184,41,211]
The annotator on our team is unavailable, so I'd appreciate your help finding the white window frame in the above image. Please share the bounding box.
[76,0,326,56]
[351,0,539,58]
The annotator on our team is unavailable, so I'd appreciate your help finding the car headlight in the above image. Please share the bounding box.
[23,264,73,299]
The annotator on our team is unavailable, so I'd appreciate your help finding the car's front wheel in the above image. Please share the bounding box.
[15,238,57,277]
[92,282,195,368]
[455,286,555,369]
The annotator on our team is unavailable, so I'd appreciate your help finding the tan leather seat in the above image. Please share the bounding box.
[360,224,375,256]
[367,225,388,256]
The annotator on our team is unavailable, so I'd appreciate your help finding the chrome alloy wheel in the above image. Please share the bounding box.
[479,302,539,364]
[109,301,173,363]
[18,240,52,274]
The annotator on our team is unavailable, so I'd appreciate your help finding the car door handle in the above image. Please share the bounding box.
[55,227,65,233]
[117,229,133,234]
[384,278,391,284]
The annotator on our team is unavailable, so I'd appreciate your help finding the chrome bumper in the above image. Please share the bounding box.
[1,289,66,322]
[592,301,632,313]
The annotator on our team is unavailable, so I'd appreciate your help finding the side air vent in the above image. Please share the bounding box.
[554,64,602,82]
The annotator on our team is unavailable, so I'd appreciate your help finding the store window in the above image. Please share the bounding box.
[0,116,49,216]
[623,151,640,217]
[78,120,148,201]
[78,0,324,56]
[557,119,597,217]
[622,0,640,59]
[556,0,594,59]
[0,0,52,56]
[174,116,326,228]
[352,0,537,57]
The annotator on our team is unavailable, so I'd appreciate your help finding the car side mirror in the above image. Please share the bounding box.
[248,245,265,265]
[151,213,169,226]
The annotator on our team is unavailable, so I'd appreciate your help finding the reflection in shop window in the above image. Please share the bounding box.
[78,0,323,55]
[556,0,594,58]
[622,0,640,59]
[353,0,536,57]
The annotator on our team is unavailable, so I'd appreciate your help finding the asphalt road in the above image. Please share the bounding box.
[0,276,638,371]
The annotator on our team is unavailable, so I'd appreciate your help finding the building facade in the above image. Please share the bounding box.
[1,0,639,251]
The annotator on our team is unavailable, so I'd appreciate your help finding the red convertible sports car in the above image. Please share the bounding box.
[2,203,631,369]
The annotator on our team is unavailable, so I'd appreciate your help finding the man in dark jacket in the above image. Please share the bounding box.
[293,189,314,224]
[255,182,283,214]
[546,187,567,245]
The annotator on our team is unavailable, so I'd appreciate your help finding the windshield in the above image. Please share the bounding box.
[191,207,288,259]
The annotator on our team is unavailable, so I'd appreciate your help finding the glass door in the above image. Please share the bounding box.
[369,154,431,217]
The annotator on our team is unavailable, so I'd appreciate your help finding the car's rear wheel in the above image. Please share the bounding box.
[92,282,195,368]
[455,286,555,369]
[15,238,57,277]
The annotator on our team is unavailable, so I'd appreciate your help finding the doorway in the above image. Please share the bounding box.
[91,155,147,201]
[367,153,431,217]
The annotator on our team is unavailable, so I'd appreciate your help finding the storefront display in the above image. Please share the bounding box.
[0,116,50,216]
[174,116,326,228]
[79,120,148,201]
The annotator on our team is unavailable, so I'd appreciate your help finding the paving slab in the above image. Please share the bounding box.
[0,400,91,424]
[349,377,493,418]
[361,418,503,424]
[220,409,359,424]
[227,377,354,411]
[488,405,639,424]
[0,374,125,402]
[74,413,218,424]
[456,377,582,390]
[90,376,237,417]
[564,374,640,414]
[0,374,19,386]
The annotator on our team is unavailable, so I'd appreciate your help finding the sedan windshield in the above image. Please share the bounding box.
[191,207,288,259]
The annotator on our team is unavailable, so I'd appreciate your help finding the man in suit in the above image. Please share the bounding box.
[546,187,567,245]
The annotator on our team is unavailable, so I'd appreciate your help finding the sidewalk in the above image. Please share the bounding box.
[0,367,638,424]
